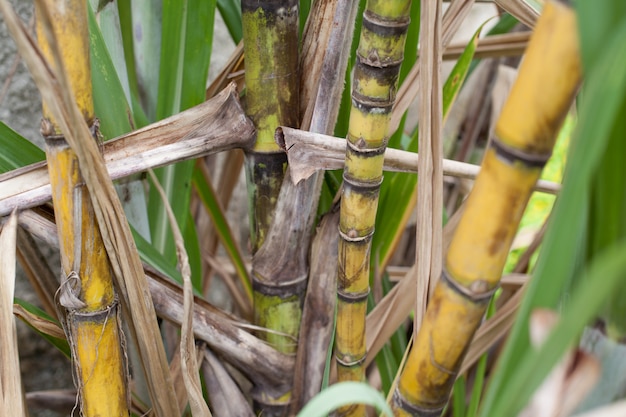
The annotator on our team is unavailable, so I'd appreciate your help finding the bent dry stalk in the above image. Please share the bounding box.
[35,0,128,415]
[391,2,581,416]
[335,1,411,415]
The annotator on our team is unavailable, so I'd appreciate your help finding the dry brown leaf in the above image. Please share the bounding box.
[148,170,212,417]
[0,210,25,416]
[290,207,339,414]
[415,0,444,334]
[203,349,255,417]
[443,31,530,60]
[13,303,66,340]
[391,0,477,133]
[0,86,255,217]
[277,127,561,194]
[495,0,540,28]
[15,227,58,318]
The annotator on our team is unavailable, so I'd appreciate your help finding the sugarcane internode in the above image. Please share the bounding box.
[391,2,581,415]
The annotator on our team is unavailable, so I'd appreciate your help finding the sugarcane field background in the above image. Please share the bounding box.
[1,0,626,417]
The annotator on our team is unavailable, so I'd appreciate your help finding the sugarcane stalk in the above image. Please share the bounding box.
[391,2,581,415]
[335,1,411,415]
[242,0,299,253]
[241,0,300,414]
[35,1,128,415]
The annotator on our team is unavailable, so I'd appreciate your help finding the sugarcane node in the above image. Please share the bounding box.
[441,268,498,304]
[334,352,367,367]
[252,273,308,298]
[351,92,394,112]
[337,288,370,303]
[346,137,387,155]
[338,227,374,243]
[72,298,119,322]
[362,10,410,36]
[392,389,443,417]
[492,137,551,168]
[353,60,401,99]
[342,172,384,190]
[40,117,56,137]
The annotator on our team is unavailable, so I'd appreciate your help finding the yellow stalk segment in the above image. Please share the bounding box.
[36,1,128,415]
[242,0,299,253]
[336,0,411,415]
[391,2,581,415]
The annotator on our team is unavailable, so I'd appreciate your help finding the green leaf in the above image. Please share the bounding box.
[150,0,215,282]
[183,209,204,293]
[132,226,182,284]
[297,382,393,417]
[217,0,242,43]
[443,22,484,119]
[88,2,135,140]
[0,123,45,173]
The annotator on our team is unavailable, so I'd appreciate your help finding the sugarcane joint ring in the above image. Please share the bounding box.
[41,118,101,145]
[351,93,395,112]
[492,137,551,168]
[338,227,374,243]
[337,288,370,303]
[441,268,498,304]
[72,298,119,322]
[252,274,308,298]
[335,352,367,368]
[342,171,384,190]
[346,136,387,155]
[392,389,443,417]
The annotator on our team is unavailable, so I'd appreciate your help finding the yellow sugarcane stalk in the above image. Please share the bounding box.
[335,1,411,415]
[36,1,128,415]
[391,2,581,416]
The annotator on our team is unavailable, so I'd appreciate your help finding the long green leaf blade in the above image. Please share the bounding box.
[0,122,45,173]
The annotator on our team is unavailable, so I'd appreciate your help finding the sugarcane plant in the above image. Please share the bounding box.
[2,0,626,416]
[34,1,129,416]
[392,2,581,415]
[240,0,302,414]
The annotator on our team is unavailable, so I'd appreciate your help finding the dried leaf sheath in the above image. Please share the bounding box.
[35,0,128,415]
[335,1,411,415]
[391,3,581,415]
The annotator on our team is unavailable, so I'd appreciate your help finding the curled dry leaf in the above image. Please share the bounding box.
[0,84,256,218]
[13,303,66,340]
